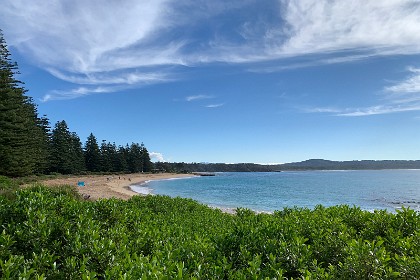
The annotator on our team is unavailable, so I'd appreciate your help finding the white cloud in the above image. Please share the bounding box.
[185,95,213,102]
[2,0,420,101]
[150,152,166,162]
[41,86,117,102]
[1,0,181,101]
[306,105,420,117]
[337,105,420,117]
[47,68,172,86]
[276,0,420,56]
[3,0,172,72]
[199,0,420,64]
[385,67,420,94]
[205,103,224,108]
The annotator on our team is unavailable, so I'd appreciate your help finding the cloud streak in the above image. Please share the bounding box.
[185,95,214,102]
[205,103,224,108]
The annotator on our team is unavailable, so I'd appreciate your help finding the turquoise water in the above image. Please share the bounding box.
[132,170,420,212]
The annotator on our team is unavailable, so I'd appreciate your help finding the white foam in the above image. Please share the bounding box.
[130,185,154,195]
[153,176,196,182]
[130,175,196,195]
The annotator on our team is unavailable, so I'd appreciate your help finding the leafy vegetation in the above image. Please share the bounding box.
[1,183,418,279]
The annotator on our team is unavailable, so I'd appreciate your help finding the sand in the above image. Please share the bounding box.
[40,173,194,200]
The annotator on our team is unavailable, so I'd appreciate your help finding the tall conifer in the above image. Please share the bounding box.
[140,143,153,172]
[0,30,48,176]
[50,120,85,174]
[84,133,101,172]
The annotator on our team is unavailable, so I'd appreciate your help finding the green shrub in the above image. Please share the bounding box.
[0,186,419,279]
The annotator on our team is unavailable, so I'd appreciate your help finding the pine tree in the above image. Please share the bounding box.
[140,143,154,172]
[33,115,51,174]
[84,133,101,172]
[50,120,85,174]
[127,143,142,173]
[100,140,113,172]
[0,30,48,176]
[70,132,85,173]
[116,145,128,173]
[108,142,119,172]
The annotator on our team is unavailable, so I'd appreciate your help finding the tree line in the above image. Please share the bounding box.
[0,30,152,177]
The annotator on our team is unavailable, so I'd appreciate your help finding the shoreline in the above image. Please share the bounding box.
[40,173,239,214]
[129,176,196,195]
[40,173,194,200]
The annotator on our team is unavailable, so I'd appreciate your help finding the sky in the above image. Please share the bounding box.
[2,0,420,164]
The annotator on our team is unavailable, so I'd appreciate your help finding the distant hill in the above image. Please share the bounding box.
[276,159,420,171]
[156,159,420,173]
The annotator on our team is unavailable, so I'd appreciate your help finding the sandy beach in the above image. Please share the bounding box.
[40,173,194,200]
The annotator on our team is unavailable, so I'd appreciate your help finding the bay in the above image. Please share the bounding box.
[134,170,420,212]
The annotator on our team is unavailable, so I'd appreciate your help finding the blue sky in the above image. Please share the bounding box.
[2,0,420,163]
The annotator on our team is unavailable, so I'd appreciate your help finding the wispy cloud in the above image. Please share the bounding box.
[305,105,420,117]
[205,103,224,108]
[201,0,420,64]
[47,68,172,86]
[276,0,420,56]
[307,66,420,117]
[336,105,420,117]
[184,95,223,108]
[304,107,342,114]
[41,86,118,102]
[185,95,214,102]
[1,0,420,101]
[248,52,375,73]
[385,67,420,94]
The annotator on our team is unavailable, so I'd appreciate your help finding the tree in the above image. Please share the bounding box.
[0,29,48,176]
[116,145,128,172]
[127,143,142,173]
[50,120,85,174]
[70,132,85,173]
[100,140,120,172]
[84,133,101,172]
[33,115,51,174]
[140,143,154,172]
[108,142,120,172]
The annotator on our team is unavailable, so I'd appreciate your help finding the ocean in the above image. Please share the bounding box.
[131,170,420,212]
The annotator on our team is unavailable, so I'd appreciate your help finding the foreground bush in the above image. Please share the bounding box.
[0,185,419,279]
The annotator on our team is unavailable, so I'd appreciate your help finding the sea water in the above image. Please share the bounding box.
[132,170,420,212]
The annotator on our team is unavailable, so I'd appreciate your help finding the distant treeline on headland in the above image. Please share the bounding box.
[156,159,420,173]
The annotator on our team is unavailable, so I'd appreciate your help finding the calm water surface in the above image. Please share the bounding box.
[132,170,420,212]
